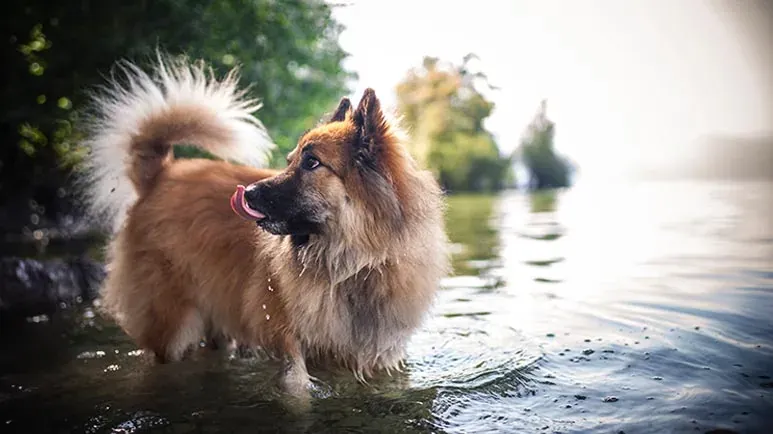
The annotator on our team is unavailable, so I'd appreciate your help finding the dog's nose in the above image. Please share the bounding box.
[243,184,260,203]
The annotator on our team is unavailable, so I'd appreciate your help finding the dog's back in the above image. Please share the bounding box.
[80,54,280,362]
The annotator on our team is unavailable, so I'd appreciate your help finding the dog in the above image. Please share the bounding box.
[80,54,449,394]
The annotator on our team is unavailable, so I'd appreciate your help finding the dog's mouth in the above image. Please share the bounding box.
[230,184,320,237]
[230,184,266,221]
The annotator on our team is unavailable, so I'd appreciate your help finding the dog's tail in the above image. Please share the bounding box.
[79,53,273,233]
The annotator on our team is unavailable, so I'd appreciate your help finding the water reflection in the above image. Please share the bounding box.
[444,194,501,277]
[428,180,773,433]
[528,190,558,214]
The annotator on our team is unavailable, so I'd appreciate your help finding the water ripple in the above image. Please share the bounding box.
[2,181,773,433]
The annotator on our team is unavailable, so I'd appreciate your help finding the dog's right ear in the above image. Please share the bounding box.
[328,97,353,123]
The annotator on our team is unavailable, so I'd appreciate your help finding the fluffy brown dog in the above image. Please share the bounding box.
[80,55,449,393]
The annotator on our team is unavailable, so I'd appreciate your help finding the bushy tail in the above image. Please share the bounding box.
[79,53,274,233]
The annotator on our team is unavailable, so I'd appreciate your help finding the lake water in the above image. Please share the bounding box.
[1,179,772,433]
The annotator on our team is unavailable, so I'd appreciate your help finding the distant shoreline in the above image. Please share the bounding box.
[631,135,773,182]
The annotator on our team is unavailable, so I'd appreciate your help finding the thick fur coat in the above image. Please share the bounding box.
[80,54,449,393]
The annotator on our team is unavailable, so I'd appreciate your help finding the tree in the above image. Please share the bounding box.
[396,55,511,193]
[0,0,354,236]
[518,100,570,190]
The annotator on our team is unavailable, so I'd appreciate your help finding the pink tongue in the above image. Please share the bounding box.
[230,185,266,221]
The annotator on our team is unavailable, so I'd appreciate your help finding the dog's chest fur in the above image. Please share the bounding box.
[280,260,413,372]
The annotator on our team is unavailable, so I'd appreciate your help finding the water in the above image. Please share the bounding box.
[1,179,772,433]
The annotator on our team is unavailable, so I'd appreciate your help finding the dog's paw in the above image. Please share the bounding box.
[280,367,311,396]
[278,368,313,414]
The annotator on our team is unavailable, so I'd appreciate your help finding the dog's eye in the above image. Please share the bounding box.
[301,155,321,171]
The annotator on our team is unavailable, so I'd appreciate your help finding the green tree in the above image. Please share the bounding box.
[1,0,354,235]
[519,100,570,189]
[396,55,511,193]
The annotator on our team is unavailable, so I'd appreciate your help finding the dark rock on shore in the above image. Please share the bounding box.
[0,256,105,317]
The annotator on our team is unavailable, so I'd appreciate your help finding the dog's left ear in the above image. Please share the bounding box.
[328,97,353,123]
[352,88,389,155]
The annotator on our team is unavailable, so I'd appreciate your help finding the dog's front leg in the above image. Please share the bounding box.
[279,335,311,397]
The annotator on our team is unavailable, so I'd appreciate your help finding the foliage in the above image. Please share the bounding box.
[0,0,353,230]
[519,101,571,190]
[396,55,511,193]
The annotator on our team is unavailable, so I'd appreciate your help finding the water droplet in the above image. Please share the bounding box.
[76,350,100,359]
[262,304,266,310]
[27,314,50,323]
[265,314,270,320]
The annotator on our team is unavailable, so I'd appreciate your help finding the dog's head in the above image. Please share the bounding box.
[233,88,411,244]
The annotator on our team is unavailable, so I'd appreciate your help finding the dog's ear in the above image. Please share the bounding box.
[328,97,353,123]
[350,88,402,225]
[352,88,389,154]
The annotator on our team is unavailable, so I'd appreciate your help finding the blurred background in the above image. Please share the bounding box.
[1,1,771,433]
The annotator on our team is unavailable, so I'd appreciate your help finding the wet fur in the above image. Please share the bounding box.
[81,54,449,392]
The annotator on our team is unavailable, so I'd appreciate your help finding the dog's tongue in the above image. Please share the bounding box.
[230,185,266,221]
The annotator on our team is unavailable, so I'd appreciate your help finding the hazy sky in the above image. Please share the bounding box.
[332,0,772,180]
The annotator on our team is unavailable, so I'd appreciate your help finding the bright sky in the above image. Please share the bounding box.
[331,0,772,180]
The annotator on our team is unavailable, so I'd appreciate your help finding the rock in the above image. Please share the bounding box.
[0,256,105,315]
